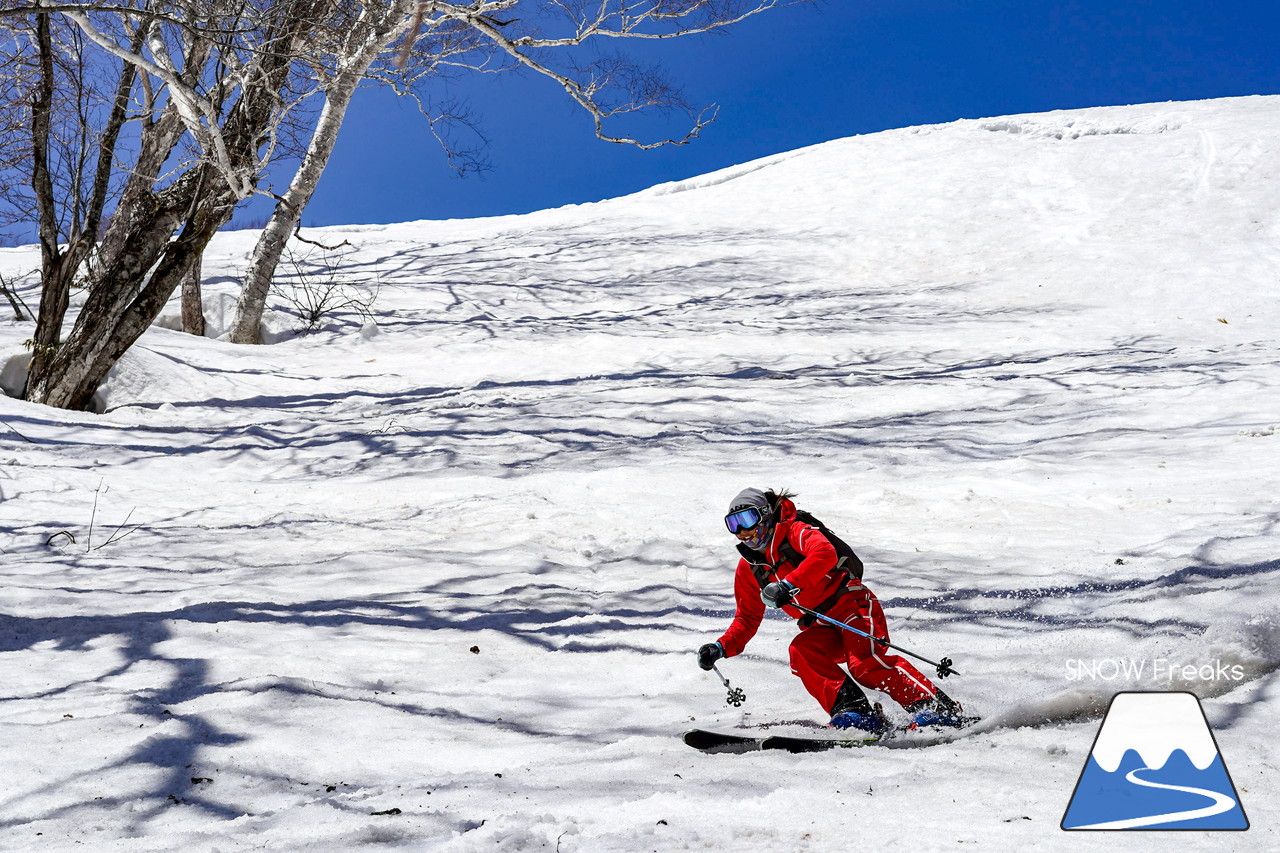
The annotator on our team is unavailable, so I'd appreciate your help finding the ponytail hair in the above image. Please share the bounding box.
[764,489,797,511]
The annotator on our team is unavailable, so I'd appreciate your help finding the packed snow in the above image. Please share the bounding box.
[2,95,1278,851]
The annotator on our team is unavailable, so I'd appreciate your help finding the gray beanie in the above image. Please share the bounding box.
[728,487,770,515]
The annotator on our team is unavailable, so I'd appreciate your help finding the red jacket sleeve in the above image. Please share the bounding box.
[717,559,766,657]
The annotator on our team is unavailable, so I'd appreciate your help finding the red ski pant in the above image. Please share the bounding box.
[788,584,939,714]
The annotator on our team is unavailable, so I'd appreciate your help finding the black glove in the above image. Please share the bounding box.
[761,580,798,609]
[697,642,724,671]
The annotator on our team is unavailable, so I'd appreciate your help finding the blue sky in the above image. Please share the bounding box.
[247,0,1280,229]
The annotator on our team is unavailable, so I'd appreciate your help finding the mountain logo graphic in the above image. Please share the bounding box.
[1062,691,1249,830]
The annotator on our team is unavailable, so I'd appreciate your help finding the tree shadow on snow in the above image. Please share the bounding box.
[0,549,734,831]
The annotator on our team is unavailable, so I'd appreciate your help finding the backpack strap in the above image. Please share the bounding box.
[791,510,864,581]
[740,534,855,628]
[738,517,865,591]
[777,536,804,569]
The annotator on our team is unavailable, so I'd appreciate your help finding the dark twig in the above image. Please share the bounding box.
[293,224,351,251]
[0,271,34,321]
[94,507,141,550]
[87,479,104,551]
[0,420,34,443]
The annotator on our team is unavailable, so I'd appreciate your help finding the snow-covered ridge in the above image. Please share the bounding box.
[640,149,806,196]
[1091,693,1221,772]
[975,112,1190,140]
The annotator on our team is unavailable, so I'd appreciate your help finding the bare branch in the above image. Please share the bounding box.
[2,3,256,38]
[0,269,36,320]
[432,2,740,148]
[55,7,256,198]
[292,225,351,251]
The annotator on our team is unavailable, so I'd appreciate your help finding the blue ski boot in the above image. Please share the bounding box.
[829,703,889,734]
[907,695,968,730]
[909,708,964,728]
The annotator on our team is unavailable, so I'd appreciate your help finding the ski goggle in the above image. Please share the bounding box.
[725,507,764,534]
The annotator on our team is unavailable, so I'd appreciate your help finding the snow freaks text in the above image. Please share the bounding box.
[1065,658,1245,683]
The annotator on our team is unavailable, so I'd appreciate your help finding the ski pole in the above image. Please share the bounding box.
[791,603,958,678]
[710,663,746,707]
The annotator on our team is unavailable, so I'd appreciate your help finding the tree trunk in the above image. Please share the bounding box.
[26,13,72,396]
[229,1,414,345]
[227,93,352,345]
[181,254,206,336]
[26,11,144,393]
[23,167,233,410]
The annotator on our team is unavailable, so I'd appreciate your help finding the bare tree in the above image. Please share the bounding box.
[4,1,332,409]
[228,0,801,344]
[0,0,804,408]
[19,11,141,393]
[425,0,793,148]
[227,0,422,345]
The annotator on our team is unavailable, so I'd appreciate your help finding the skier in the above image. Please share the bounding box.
[696,487,966,733]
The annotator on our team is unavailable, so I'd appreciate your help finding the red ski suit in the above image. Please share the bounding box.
[717,498,941,715]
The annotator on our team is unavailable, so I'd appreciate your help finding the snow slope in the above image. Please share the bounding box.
[1,95,1278,851]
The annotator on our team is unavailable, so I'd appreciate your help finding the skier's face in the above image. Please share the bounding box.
[726,505,771,549]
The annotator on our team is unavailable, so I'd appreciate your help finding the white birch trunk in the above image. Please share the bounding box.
[228,2,414,345]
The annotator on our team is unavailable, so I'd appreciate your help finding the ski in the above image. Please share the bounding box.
[683,728,881,753]
[762,733,882,753]
[682,729,767,753]
[684,716,982,754]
